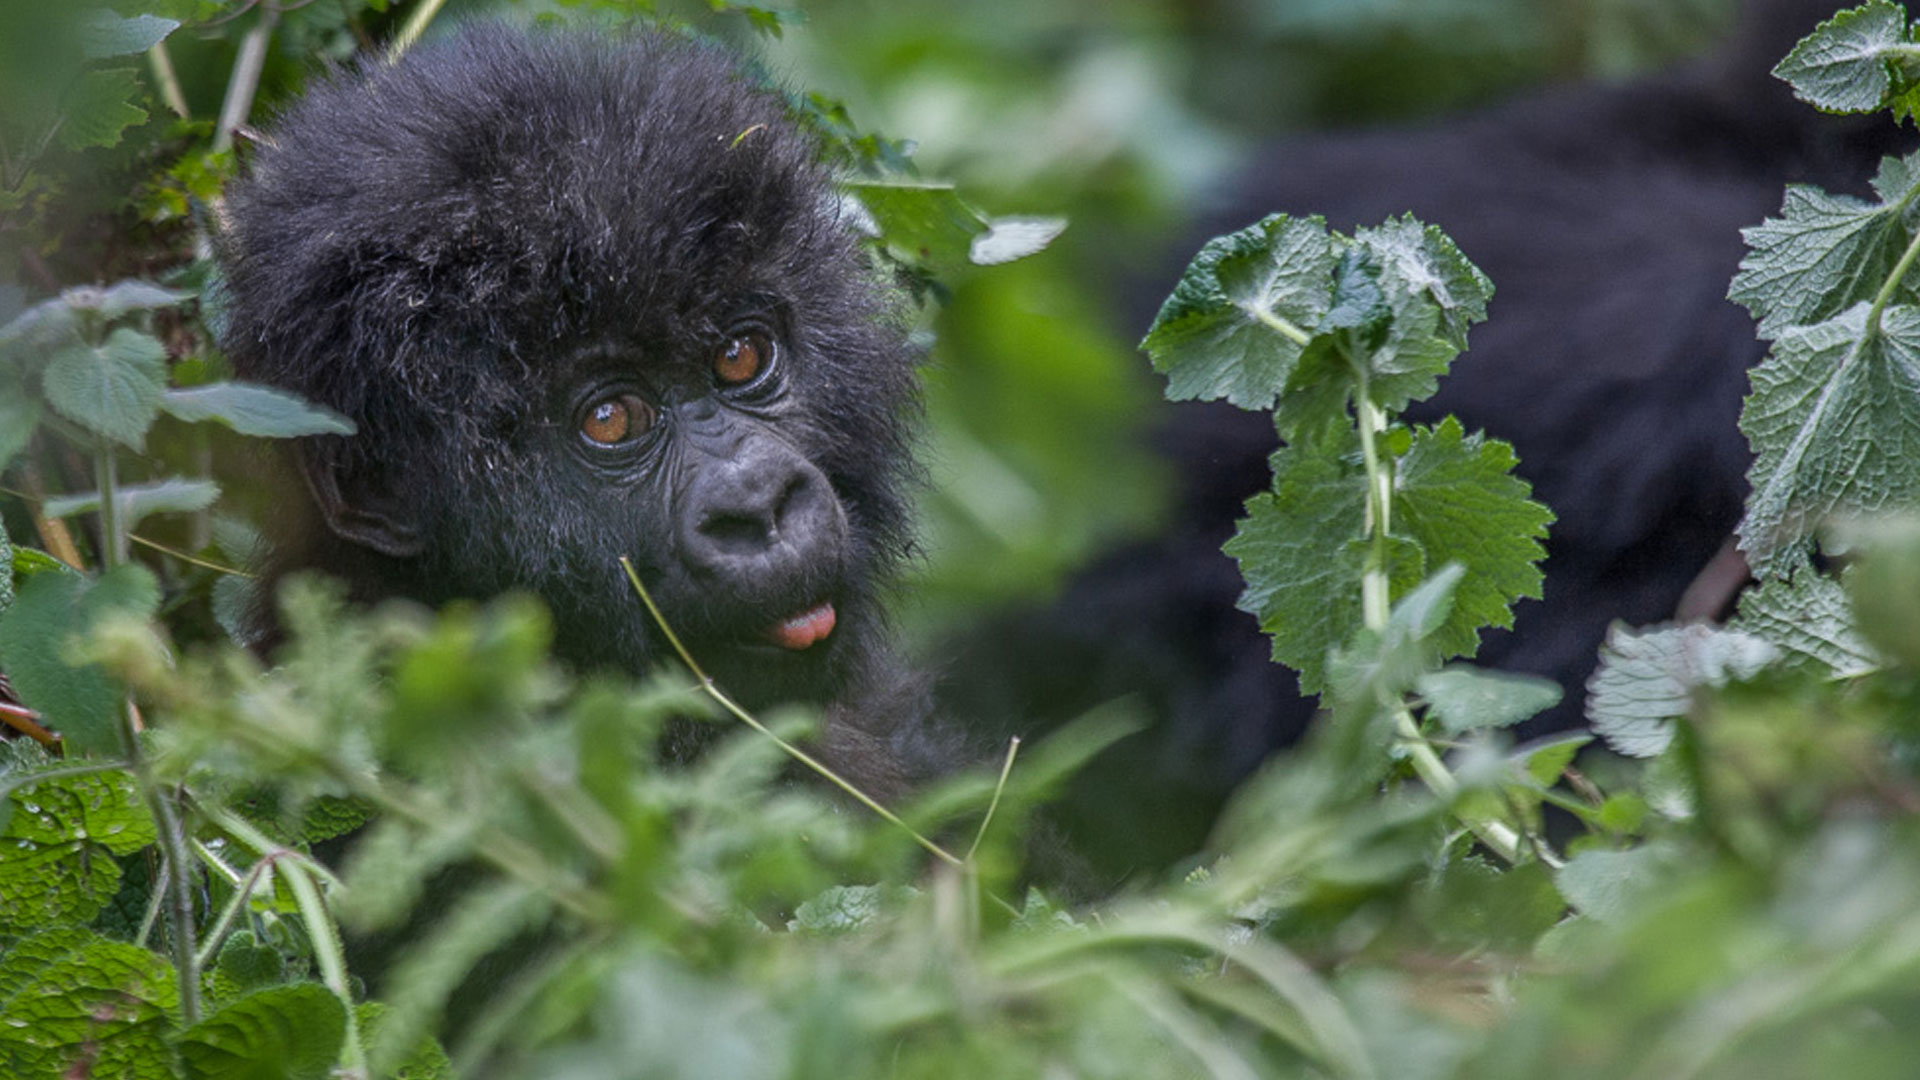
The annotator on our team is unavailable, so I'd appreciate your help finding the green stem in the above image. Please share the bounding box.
[283,860,366,1076]
[213,5,277,153]
[1350,367,1393,632]
[965,736,1021,862]
[1245,304,1313,347]
[146,42,190,119]
[103,428,199,1018]
[618,557,965,868]
[1867,215,1920,339]
[390,0,452,60]
[94,446,123,568]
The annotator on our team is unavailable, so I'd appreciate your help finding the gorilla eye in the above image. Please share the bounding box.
[580,393,654,445]
[714,332,774,387]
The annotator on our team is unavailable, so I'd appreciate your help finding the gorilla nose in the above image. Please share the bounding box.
[681,450,843,575]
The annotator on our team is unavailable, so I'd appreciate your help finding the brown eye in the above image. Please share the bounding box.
[714,332,772,386]
[580,394,653,445]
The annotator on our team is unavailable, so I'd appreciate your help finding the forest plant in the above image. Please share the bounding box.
[8,3,1920,1079]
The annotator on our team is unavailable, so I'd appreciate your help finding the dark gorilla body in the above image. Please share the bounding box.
[220,28,942,797]
[947,0,1914,879]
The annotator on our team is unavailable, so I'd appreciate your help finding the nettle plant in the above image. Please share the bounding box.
[1140,213,1573,860]
[11,4,1920,1079]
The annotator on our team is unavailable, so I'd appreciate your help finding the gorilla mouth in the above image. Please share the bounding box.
[765,601,836,650]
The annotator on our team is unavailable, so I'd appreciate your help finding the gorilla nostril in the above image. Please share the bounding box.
[697,508,773,553]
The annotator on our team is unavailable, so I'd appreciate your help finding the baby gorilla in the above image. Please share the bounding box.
[218,27,935,796]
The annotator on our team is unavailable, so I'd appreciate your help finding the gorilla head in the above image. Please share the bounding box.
[217,27,927,788]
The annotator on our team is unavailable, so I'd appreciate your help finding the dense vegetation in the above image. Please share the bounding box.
[7,1,1920,1076]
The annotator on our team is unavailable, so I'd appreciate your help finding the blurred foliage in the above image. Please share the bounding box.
[12,1,1920,1078]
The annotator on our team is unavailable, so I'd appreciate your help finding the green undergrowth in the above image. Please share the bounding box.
[9,2,1920,1077]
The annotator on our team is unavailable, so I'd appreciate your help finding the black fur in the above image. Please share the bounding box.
[945,0,1914,877]
[218,27,942,797]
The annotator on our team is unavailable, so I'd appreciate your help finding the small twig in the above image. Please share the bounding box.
[618,556,965,868]
[147,42,190,119]
[966,736,1021,862]
[389,0,453,61]
[213,5,279,154]
[0,701,60,748]
[129,532,253,577]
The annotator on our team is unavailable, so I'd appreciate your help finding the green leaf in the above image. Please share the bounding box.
[0,564,160,755]
[78,10,180,59]
[57,67,149,151]
[0,380,39,472]
[1840,518,1920,667]
[1771,0,1920,115]
[1739,304,1920,577]
[1349,215,1493,411]
[1586,624,1779,758]
[177,983,346,1080]
[44,476,221,532]
[1553,845,1674,924]
[1416,666,1562,734]
[1141,213,1338,410]
[0,928,179,1078]
[1230,419,1549,691]
[1389,417,1553,662]
[1729,152,1920,339]
[355,1002,451,1080]
[1735,566,1880,676]
[161,383,356,438]
[1225,425,1377,693]
[790,883,912,934]
[41,326,169,449]
[847,180,985,267]
[0,768,157,932]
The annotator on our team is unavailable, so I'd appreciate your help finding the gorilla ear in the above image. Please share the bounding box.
[295,439,426,558]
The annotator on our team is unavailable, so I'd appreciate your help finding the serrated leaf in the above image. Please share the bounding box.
[0,564,160,755]
[1142,214,1338,410]
[970,215,1066,265]
[1230,419,1549,691]
[44,476,221,532]
[162,383,355,438]
[1554,845,1673,924]
[0,768,157,931]
[1350,215,1492,410]
[58,67,149,151]
[1390,417,1553,661]
[41,326,168,449]
[177,983,345,1080]
[1771,0,1917,114]
[1729,155,1920,339]
[1416,666,1562,734]
[1738,304,1920,577]
[79,10,180,59]
[1226,426,1378,693]
[1735,567,1880,676]
[0,928,179,1078]
[790,883,910,934]
[1586,624,1779,757]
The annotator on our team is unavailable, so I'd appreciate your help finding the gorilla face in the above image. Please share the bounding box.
[218,27,921,718]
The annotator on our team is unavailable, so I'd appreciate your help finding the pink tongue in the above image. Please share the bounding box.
[767,602,836,650]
